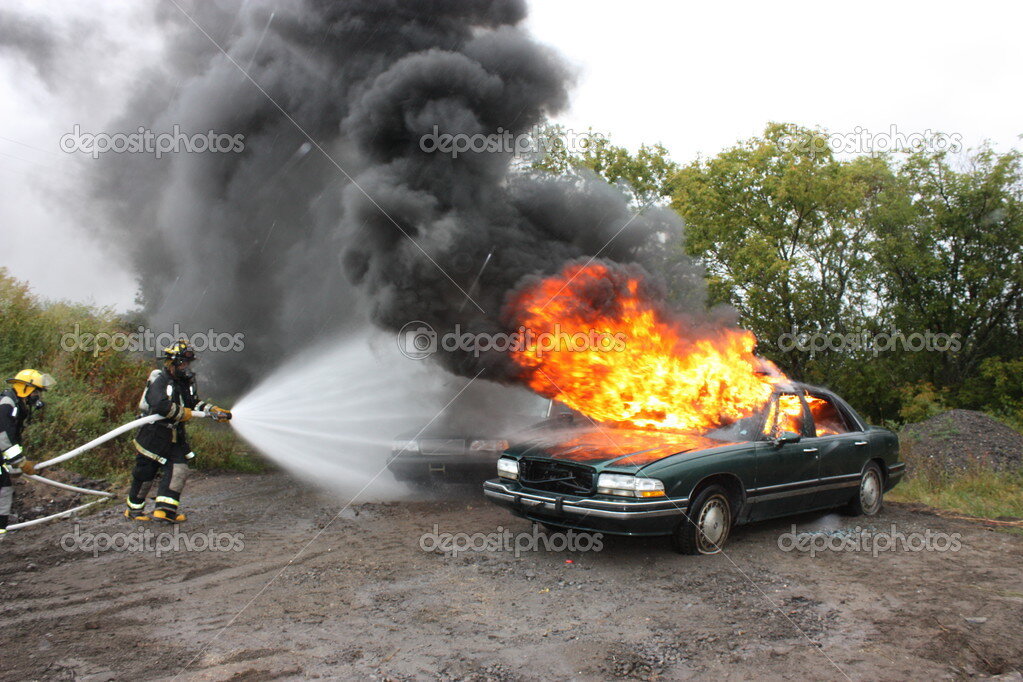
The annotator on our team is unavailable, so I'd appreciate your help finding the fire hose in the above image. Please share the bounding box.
[7,411,211,532]
[23,474,115,497]
[34,412,207,471]
[7,500,106,531]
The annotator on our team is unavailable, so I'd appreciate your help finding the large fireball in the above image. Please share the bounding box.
[506,262,786,433]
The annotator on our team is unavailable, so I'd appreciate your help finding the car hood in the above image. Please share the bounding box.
[507,426,743,469]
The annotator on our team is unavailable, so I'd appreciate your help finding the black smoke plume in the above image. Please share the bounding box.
[20,0,705,389]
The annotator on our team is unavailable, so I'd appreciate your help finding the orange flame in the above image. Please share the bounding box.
[508,263,788,434]
[764,395,843,437]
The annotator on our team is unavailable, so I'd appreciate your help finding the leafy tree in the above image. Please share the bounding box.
[669,123,895,389]
[532,123,679,207]
[869,145,1023,401]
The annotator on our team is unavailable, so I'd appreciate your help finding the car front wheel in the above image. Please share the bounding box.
[672,484,732,555]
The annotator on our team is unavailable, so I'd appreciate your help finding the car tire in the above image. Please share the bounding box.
[671,484,732,555]
[844,462,884,516]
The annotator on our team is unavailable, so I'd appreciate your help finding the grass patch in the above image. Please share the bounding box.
[891,414,1023,534]
[890,443,1023,535]
[889,469,1023,522]
[187,420,267,473]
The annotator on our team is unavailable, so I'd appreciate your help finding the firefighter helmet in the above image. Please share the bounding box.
[162,339,197,366]
[5,369,56,398]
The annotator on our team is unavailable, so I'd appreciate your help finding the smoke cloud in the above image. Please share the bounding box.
[11,0,705,391]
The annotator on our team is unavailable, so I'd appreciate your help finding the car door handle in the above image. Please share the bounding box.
[854,441,868,446]
[803,447,819,454]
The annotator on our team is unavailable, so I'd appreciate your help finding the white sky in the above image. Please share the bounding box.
[526,0,1022,159]
[1,0,1020,309]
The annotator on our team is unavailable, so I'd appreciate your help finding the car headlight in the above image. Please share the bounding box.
[497,457,519,480]
[470,439,510,451]
[596,473,665,498]
[391,439,419,454]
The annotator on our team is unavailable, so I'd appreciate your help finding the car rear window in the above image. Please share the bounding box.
[807,395,853,436]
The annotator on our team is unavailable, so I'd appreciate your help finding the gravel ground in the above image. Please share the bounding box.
[901,410,1023,475]
[9,468,109,525]
[1,471,1021,681]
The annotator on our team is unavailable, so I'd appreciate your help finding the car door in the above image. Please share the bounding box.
[750,392,821,520]
[805,394,865,507]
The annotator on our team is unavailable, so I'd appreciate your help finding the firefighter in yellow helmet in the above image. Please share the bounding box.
[125,340,231,523]
[1,369,54,533]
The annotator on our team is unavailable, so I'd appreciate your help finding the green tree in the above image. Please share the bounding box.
[870,145,1023,405]
[532,123,679,207]
[669,123,894,390]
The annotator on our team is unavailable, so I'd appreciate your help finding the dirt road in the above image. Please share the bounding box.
[2,472,1021,680]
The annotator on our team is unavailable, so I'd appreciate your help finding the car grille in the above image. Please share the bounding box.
[518,459,595,496]
[418,438,466,455]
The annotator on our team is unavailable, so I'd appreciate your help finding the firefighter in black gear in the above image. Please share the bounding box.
[1,369,54,533]
[126,340,231,523]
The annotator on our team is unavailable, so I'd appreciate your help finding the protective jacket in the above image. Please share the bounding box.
[0,388,28,471]
[133,368,216,464]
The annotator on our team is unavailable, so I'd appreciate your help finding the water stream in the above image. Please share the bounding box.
[229,331,456,498]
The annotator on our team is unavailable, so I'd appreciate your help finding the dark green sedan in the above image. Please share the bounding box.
[483,383,904,555]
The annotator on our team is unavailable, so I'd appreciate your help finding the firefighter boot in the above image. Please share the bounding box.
[124,498,150,522]
[152,495,186,523]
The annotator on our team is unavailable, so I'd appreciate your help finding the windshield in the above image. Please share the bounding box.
[703,413,763,442]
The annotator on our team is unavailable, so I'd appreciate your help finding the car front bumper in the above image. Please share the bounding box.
[388,452,502,482]
[483,479,690,536]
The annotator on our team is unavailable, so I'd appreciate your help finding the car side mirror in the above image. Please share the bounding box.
[773,431,801,447]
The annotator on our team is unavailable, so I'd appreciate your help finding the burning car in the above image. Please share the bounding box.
[484,383,904,554]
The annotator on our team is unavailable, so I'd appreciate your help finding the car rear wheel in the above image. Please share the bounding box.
[671,484,732,555]
[845,462,884,516]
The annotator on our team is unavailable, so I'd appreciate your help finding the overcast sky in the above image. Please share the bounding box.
[1,0,1020,310]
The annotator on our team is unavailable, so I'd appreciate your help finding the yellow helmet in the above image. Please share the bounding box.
[6,369,56,398]
[162,339,197,365]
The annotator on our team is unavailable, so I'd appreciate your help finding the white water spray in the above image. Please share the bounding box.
[228,331,468,497]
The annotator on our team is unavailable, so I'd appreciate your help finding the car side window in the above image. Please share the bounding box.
[806,395,852,436]
[762,394,807,440]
